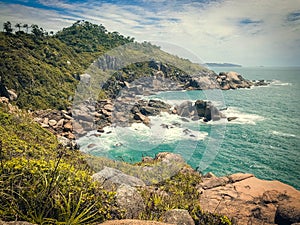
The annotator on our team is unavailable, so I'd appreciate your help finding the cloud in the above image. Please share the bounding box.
[1,0,300,66]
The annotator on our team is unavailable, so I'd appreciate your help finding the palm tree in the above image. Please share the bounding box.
[23,24,29,33]
[15,23,22,32]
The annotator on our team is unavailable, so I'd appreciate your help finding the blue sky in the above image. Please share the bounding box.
[1,0,300,66]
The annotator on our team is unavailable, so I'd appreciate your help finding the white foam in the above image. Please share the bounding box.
[222,107,265,125]
[77,112,208,155]
[271,130,298,138]
[271,80,292,86]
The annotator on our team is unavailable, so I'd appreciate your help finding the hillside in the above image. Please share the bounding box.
[0,20,210,110]
[0,20,133,110]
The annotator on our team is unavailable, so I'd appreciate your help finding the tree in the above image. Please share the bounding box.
[15,23,22,32]
[23,24,29,33]
[3,21,13,34]
[31,24,43,37]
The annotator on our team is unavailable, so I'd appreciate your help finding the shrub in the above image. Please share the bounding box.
[0,156,122,224]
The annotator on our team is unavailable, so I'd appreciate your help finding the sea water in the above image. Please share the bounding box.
[78,67,300,190]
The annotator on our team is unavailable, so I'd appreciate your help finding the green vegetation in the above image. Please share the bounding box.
[0,105,123,224]
[0,20,133,110]
[140,171,231,225]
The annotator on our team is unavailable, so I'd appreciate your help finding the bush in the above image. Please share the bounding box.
[0,156,122,224]
[139,171,231,225]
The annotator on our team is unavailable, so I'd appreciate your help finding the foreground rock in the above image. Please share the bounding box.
[116,184,146,219]
[162,209,195,225]
[92,166,145,190]
[99,220,171,225]
[199,172,300,225]
[0,222,35,225]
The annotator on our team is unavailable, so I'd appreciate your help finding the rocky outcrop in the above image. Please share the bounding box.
[92,166,145,190]
[33,108,78,149]
[199,172,300,225]
[116,184,146,219]
[99,220,171,225]
[216,71,253,90]
[162,209,195,225]
[175,100,224,122]
[275,200,300,225]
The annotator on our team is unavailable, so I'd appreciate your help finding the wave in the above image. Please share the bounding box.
[271,130,298,138]
[221,107,265,125]
[77,112,208,155]
[271,80,292,86]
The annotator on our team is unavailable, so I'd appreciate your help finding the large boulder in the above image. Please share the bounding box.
[199,173,300,225]
[99,219,171,225]
[116,184,145,219]
[154,152,185,164]
[176,101,194,118]
[275,200,300,225]
[194,100,221,121]
[92,166,145,190]
[217,71,252,89]
[162,209,195,225]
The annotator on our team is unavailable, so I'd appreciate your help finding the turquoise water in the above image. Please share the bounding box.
[78,67,300,190]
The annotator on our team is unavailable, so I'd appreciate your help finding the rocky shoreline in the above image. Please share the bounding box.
[32,70,269,148]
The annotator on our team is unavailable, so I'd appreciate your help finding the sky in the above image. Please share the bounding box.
[0,0,300,66]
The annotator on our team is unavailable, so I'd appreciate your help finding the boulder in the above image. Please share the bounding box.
[99,219,171,225]
[104,104,114,112]
[199,174,300,225]
[275,200,300,225]
[0,221,36,225]
[200,176,229,190]
[194,100,206,117]
[56,118,65,127]
[0,97,9,104]
[162,209,195,225]
[227,116,238,122]
[148,99,170,111]
[227,173,254,183]
[92,166,145,190]
[140,106,160,116]
[48,119,57,127]
[177,101,194,117]
[155,152,185,164]
[262,190,281,204]
[116,184,145,219]
[134,113,150,125]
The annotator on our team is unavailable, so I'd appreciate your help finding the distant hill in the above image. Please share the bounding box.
[206,63,242,67]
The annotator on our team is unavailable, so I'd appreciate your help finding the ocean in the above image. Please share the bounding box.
[78,67,300,190]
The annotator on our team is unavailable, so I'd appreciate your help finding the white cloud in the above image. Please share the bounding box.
[1,0,300,66]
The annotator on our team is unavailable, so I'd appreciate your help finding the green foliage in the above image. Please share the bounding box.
[0,20,134,110]
[0,107,123,223]
[0,106,58,160]
[140,171,231,225]
[139,171,202,220]
[56,20,133,53]
[0,157,121,224]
